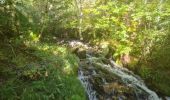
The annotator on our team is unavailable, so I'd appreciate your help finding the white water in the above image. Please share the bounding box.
[68,40,160,100]
[78,69,97,100]
[82,56,160,100]
[108,60,159,100]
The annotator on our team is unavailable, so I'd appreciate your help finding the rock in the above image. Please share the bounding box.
[76,48,86,59]
[97,41,116,59]
[98,41,109,57]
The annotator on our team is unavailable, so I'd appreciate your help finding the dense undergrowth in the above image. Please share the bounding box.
[0,39,86,100]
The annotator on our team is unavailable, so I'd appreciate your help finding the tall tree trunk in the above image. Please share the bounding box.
[75,0,83,40]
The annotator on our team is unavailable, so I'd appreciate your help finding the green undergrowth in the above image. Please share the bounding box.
[138,66,170,96]
[0,41,86,100]
[127,62,170,96]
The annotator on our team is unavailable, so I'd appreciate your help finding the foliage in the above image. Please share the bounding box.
[0,0,76,40]
[1,0,170,97]
[77,0,170,60]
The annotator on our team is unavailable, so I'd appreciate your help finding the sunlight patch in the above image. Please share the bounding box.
[63,60,72,75]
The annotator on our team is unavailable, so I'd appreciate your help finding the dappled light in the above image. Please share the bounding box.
[0,0,170,100]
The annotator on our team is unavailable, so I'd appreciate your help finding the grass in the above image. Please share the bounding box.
[0,40,86,100]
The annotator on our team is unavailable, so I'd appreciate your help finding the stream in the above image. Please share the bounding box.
[68,40,163,100]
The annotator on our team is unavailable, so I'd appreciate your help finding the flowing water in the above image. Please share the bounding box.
[68,40,161,100]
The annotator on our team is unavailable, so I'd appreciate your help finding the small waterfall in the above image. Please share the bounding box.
[69,40,160,100]
[79,55,160,100]
[78,68,97,100]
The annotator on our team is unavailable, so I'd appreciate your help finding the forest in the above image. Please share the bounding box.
[0,0,170,100]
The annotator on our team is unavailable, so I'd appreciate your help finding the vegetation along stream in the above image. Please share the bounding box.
[1,0,170,100]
